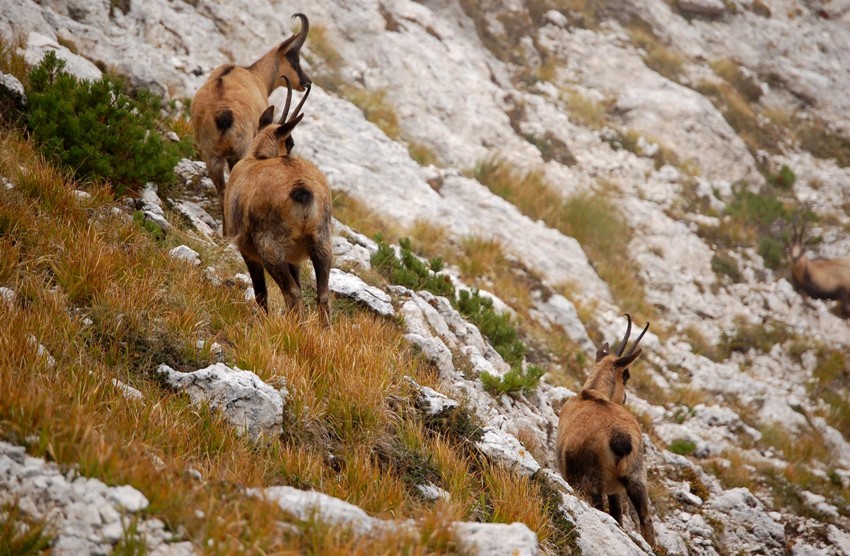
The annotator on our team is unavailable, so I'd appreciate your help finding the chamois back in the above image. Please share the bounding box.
[224,82,333,326]
[788,217,850,316]
[556,315,656,546]
[191,14,311,230]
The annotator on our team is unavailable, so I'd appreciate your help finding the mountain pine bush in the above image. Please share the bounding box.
[26,51,189,195]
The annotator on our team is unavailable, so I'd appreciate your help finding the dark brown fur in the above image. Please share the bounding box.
[224,86,333,326]
[788,221,850,317]
[556,316,656,546]
[191,14,311,231]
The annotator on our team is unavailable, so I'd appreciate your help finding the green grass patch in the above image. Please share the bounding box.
[667,438,697,456]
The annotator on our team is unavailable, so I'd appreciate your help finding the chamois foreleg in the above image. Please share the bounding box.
[243,256,268,312]
[839,288,850,318]
[622,475,656,547]
[310,244,332,328]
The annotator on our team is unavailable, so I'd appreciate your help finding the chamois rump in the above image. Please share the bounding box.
[224,80,332,326]
[788,218,850,317]
[191,13,311,228]
[556,315,656,546]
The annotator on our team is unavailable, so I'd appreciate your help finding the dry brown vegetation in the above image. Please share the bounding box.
[0,129,574,552]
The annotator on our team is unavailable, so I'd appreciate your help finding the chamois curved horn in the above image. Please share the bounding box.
[280,77,293,124]
[288,82,311,123]
[627,321,651,356]
[616,314,632,356]
[291,13,309,50]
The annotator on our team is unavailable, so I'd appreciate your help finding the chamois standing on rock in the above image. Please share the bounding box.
[556,314,656,546]
[224,80,333,326]
[788,218,850,317]
[191,13,311,229]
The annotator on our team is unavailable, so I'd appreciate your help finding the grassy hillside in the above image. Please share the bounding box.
[0,119,578,552]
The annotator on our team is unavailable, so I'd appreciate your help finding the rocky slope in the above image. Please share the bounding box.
[3,0,850,554]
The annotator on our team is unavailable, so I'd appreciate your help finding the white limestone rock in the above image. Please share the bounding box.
[24,31,102,81]
[156,363,287,440]
[328,268,394,317]
[454,522,538,556]
[111,378,143,402]
[0,286,15,308]
[476,427,540,477]
[677,0,726,16]
[168,245,201,266]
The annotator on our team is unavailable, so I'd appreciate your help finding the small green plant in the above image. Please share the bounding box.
[772,165,796,189]
[132,210,166,243]
[667,438,697,456]
[372,237,454,298]
[456,289,525,367]
[480,365,545,395]
[711,252,741,282]
[26,51,183,195]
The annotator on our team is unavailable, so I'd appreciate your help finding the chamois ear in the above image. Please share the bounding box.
[275,113,304,139]
[258,105,275,129]
[614,348,642,368]
[596,342,610,363]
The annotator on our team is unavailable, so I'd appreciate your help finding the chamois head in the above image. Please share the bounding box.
[788,216,811,264]
[584,314,649,404]
[251,78,311,160]
[274,13,311,92]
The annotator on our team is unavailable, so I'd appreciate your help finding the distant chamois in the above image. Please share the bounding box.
[788,218,850,317]
[191,13,311,229]
[224,80,332,326]
[556,315,656,546]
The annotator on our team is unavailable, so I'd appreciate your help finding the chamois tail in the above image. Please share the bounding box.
[214,108,234,132]
[609,430,633,460]
[290,184,313,205]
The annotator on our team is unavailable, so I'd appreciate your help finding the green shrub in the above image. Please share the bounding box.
[773,165,796,189]
[371,237,542,393]
[758,236,784,270]
[667,438,697,456]
[456,288,526,367]
[480,365,545,395]
[26,51,182,195]
[725,187,788,227]
[711,252,740,282]
[371,237,454,298]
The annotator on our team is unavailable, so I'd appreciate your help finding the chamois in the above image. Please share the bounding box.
[788,218,850,317]
[191,13,311,228]
[556,315,656,546]
[224,80,333,326]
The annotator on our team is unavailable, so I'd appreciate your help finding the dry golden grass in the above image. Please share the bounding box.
[332,190,402,242]
[468,157,654,325]
[563,89,608,129]
[0,128,581,552]
[627,25,686,82]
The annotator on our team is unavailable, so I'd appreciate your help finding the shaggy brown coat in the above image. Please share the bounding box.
[556,317,656,546]
[788,220,850,316]
[224,85,332,326]
[191,14,310,227]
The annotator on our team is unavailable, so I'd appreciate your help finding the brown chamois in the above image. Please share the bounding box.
[224,80,333,326]
[788,218,850,317]
[191,13,311,228]
[556,314,656,546]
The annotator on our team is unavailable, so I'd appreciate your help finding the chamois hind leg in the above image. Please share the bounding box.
[265,263,305,319]
[310,242,333,328]
[608,494,623,526]
[565,458,604,512]
[243,256,268,313]
[839,288,850,318]
[622,475,656,547]
[288,263,302,291]
[208,157,228,233]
